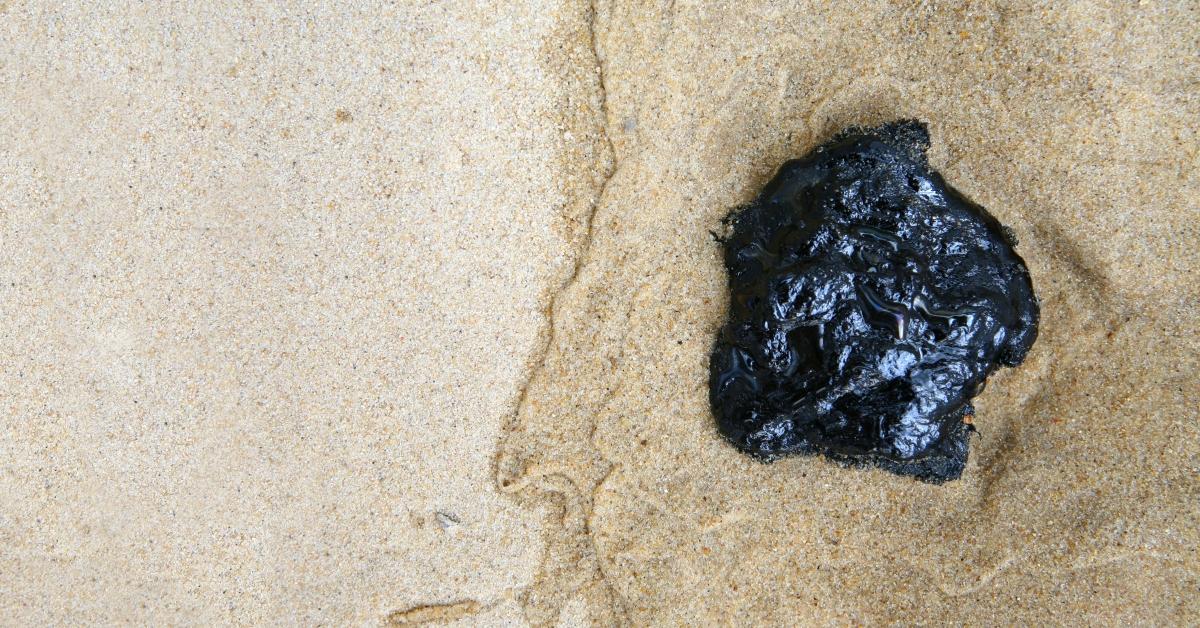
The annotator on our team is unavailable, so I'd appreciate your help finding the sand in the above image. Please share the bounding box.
[2,1,1197,626]
[1,1,585,624]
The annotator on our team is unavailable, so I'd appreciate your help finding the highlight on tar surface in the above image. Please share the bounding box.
[709,120,1039,483]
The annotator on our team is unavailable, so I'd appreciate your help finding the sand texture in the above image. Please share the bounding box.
[499,1,1199,625]
[2,1,1197,626]
[0,1,600,624]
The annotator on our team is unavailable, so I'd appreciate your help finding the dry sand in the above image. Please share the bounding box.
[2,1,1197,626]
[0,1,592,624]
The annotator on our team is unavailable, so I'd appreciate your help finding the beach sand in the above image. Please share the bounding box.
[500,1,1199,625]
[2,1,1197,625]
[0,1,590,623]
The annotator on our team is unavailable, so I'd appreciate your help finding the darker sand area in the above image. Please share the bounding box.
[501,1,1199,625]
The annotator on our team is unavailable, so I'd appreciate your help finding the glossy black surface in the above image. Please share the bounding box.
[709,120,1039,482]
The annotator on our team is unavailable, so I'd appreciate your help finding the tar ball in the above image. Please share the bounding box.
[709,120,1039,483]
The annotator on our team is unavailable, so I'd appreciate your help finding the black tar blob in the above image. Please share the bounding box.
[709,121,1039,483]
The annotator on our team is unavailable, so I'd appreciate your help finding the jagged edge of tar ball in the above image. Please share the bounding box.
[708,119,1040,478]
[715,119,931,247]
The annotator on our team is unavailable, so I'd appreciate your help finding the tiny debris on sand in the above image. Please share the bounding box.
[386,600,481,626]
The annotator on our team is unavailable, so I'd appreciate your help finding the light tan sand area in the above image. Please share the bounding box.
[0,1,601,623]
[2,1,1197,625]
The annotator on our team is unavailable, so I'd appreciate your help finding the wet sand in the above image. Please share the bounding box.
[2,1,1197,625]
[501,1,1199,624]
